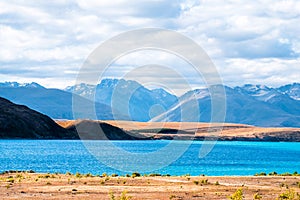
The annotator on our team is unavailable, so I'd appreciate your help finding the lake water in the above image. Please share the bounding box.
[0,140,299,176]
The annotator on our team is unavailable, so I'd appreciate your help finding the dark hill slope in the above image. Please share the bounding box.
[0,97,74,139]
[0,97,143,140]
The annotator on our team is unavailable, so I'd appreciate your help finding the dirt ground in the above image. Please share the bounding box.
[1,172,300,200]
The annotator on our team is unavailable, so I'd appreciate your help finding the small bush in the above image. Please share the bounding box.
[85,173,93,177]
[255,172,266,176]
[169,194,176,199]
[75,172,82,178]
[277,189,296,200]
[281,172,292,176]
[268,171,278,176]
[7,178,14,183]
[253,193,262,199]
[120,190,131,200]
[228,188,243,200]
[111,174,118,177]
[201,179,208,184]
[131,172,141,178]
[102,173,108,177]
[109,190,116,200]
[149,173,161,177]
[215,181,220,185]
[193,180,199,185]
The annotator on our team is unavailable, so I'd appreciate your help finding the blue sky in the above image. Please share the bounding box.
[0,0,299,90]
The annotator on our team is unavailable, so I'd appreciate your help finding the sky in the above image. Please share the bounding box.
[0,0,300,91]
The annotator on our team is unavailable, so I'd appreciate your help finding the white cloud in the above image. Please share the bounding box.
[0,0,299,90]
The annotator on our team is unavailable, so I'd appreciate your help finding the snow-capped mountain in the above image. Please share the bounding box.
[65,79,178,121]
[278,83,300,101]
[235,84,300,116]
[2,80,300,127]
[152,85,300,127]
[0,82,44,88]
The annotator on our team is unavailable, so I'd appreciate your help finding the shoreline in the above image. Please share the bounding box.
[1,171,300,199]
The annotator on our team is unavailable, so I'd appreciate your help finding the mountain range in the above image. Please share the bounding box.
[1,80,300,127]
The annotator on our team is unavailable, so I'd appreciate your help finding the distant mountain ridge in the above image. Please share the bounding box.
[1,80,300,127]
[65,79,178,121]
[0,82,44,88]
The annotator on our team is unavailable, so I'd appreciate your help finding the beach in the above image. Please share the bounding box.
[1,172,300,200]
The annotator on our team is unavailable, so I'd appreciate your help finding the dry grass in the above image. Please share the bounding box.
[56,120,300,141]
[1,172,300,199]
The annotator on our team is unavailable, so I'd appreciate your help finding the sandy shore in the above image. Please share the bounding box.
[1,172,300,199]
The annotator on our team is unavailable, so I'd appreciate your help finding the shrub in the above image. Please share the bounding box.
[85,173,93,177]
[109,190,116,200]
[228,188,243,200]
[120,190,131,200]
[268,171,278,176]
[149,173,161,177]
[75,172,82,178]
[7,178,14,183]
[215,181,220,185]
[131,172,141,178]
[253,193,262,199]
[201,179,208,184]
[281,172,292,176]
[277,189,296,200]
[193,180,199,185]
[255,172,266,176]
[111,174,118,177]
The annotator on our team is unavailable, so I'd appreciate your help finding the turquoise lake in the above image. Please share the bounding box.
[0,140,299,176]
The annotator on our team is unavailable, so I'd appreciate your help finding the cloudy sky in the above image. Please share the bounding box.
[0,0,299,90]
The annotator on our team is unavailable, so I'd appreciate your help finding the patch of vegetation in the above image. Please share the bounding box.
[201,179,209,185]
[169,194,177,199]
[193,180,199,185]
[66,172,72,175]
[131,172,141,178]
[277,189,300,200]
[269,171,278,176]
[84,173,93,177]
[215,181,220,185]
[7,177,14,183]
[109,190,131,200]
[255,171,300,176]
[111,173,118,177]
[228,188,244,200]
[280,172,292,176]
[149,173,162,177]
[254,172,266,176]
[38,174,51,179]
[253,193,262,199]
[75,172,82,178]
